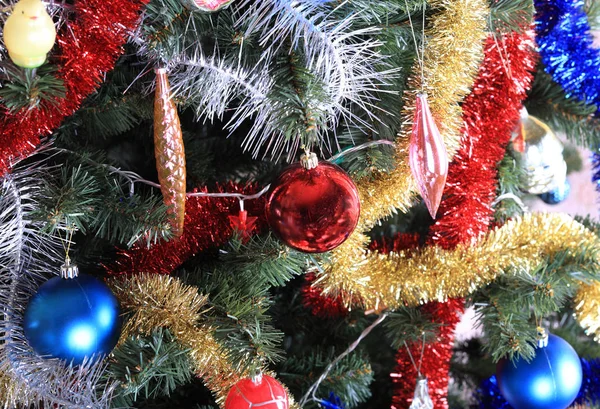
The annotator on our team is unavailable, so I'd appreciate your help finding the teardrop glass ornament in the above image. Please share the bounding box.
[409,94,449,219]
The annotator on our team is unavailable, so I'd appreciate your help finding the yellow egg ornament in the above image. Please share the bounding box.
[3,0,56,68]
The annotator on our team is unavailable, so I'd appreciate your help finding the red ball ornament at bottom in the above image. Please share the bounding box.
[225,375,289,409]
[265,155,360,253]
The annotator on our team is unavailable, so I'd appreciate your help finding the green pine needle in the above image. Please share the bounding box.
[0,64,65,112]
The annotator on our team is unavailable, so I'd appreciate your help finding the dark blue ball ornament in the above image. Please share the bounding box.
[538,180,570,205]
[496,334,582,409]
[23,273,121,364]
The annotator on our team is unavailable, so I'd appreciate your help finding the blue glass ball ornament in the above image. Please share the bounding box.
[496,334,582,409]
[23,274,121,364]
[538,180,570,205]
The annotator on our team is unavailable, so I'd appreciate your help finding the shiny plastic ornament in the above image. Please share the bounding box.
[23,263,121,364]
[265,153,360,253]
[409,93,449,219]
[225,374,289,409]
[513,111,567,195]
[409,376,434,409]
[538,179,571,205]
[183,0,234,12]
[3,0,56,68]
[496,333,582,409]
[154,68,186,237]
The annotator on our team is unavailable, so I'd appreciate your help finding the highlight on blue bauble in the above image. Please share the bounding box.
[496,334,582,409]
[23,274,121,365]
[538,180,570,205]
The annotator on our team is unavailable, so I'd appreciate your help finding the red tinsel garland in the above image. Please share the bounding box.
[106,183,266,276]
[0,0,149,176]
[302,273,350,319]
[391,33,536,409]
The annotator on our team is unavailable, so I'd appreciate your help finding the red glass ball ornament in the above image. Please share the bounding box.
[225,375,289,409]
[266,161,360,253]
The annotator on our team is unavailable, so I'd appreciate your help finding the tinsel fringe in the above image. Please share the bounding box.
[110,274,300,409]
[321,0,489,308]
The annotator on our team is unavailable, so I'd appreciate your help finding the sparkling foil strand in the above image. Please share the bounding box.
[321,213,600,310]
[0,0,150,176]
[106,183,265,276]
[392,33,536,409]
[110,274,300,409]
[320,0,488,308]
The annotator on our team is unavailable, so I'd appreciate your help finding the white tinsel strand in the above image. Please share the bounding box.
[0,163,117,409]
[233,0,397,152]
[135,0,396,160]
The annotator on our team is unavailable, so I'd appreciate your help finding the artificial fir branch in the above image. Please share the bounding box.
[488,0,533,32]
[0,64,65,112]
[383,307,441,349]
[106,329,194,408]
[279,348,374,409]
[526,68,600,148]
[184,235,306,368]
[34,151,172,247]
[494,148,527,223]
[472,248,600,363]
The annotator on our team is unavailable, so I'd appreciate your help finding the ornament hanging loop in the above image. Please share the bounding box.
[58,224,78,279]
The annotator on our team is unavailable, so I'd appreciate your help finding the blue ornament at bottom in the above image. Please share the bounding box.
[23,273,121,364]
[496,333,582,409]
[538,180,570,205]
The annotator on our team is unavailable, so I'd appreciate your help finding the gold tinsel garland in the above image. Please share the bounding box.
[110,274,300,409]
[321,213,600,309]
[0,369,30,408]
[575,281,600,341]
[320,0,489,307]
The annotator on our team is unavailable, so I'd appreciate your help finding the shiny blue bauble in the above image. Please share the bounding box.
[538,180,570,205]
[23,274,121,365]
[496,334,582,409]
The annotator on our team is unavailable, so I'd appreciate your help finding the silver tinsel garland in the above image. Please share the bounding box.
[0,162,116,409]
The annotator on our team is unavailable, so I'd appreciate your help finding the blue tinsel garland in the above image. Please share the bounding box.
[534,0,600,190]
[474,358,600,409]
[535,0,600,106]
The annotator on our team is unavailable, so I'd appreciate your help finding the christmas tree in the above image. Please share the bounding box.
[2,0,600,408]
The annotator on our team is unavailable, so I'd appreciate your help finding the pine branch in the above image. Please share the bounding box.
[106,328,194,408]
[488,0,533,32]
[279,347,374,409]
[34,151,172,247]
[184,234,307,369]
[0,64,65,112]
[472,247,600,363]
[494,148,527,223]
[383,306,441,349]
[233,0,395,158]
[56,57,153,147]
[526,68,600,148]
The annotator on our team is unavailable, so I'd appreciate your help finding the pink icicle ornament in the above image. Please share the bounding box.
[408,93,449,219]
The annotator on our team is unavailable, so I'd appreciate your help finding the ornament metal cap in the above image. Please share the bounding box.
[60,258,79,279]
[536,327,549,348]
[300,150,319,170]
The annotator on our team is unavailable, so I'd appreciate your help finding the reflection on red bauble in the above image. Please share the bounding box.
[225,375,289,409]
[266,161,360,253]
